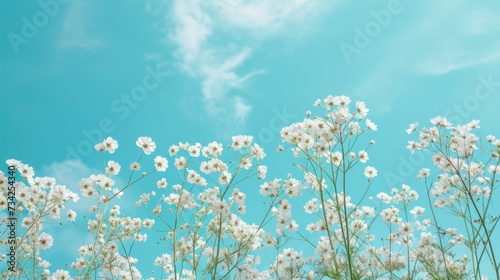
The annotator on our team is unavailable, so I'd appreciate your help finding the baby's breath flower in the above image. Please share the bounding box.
[130,161,141,170]
[106,160,121,175]
[364,166,377,179]
[67,209,77,222]
[38,232,54,250]
[258,165,267,179]
[154,156,168,172]
[358,150,369,163]
[6,159,21,168]
[136,136,156,155]
[366,119,377,130]
[157,178,167,188]
[104,137,119,153]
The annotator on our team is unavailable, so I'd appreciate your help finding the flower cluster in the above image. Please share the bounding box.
[1,96,499,279]
[0,161,79,278]
[407,117,500,279]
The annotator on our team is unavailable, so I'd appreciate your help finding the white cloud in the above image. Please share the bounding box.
[233,96,252,120]
[167,0,328,134]
[214,0,320,38]
[170,0,212,74]
[418,51,500,75]
[57,1,105,51]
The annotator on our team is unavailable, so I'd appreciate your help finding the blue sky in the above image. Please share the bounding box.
[2,0,500,277]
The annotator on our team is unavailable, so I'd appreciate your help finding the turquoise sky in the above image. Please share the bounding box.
[2,0,500,277]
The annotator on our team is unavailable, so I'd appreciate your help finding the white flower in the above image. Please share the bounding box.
[174,157,187,170]
[258,166,267,179]
[333,107,351,123]
[338,95,351,107]
[205,141,223,157]
[277,145,284,153]
[49,270,71,279]
[483,187,491,198]
[38,232,54,250]
[361,206,375,217]
[130,162,141,171]
[157,178,167,188]
[406,122,418,134]
[6,159,21,168]
[349,122,360,134]
[67,210,77,222]
[410,206,425,219]
[188,145,200,157]
[355,101,369,119]
[364,166,377,178]
[136,136,156,155]
[39,260,50,269]
[325,151,341,167]
[287,220,299,232]
[143,218,155,228]
[104,137,119,153]
[232,135,243,150]
[407,140,421,153]
[94,142,106,152]
[417,168,430,179]
[134,233,147,241]
[219,171,232,185]
[154,156,168,172]
[169,145,180,156]
[358,150,368,163]
[106,161,121,175]
[18,164,34,179]
[324,95,336,109]
[430,116,451,128]
[304,198,318,214]
[366,119,377,130]
[488,165,500,174]
[251,144,266,159]
[179,142,189,150]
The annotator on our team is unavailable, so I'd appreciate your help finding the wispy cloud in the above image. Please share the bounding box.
[167,0,328,135]
[418,50,500,75]
[57,1,105,51]
[352,1,500,115]
[212,0,322,38]
[414,2,500,75]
